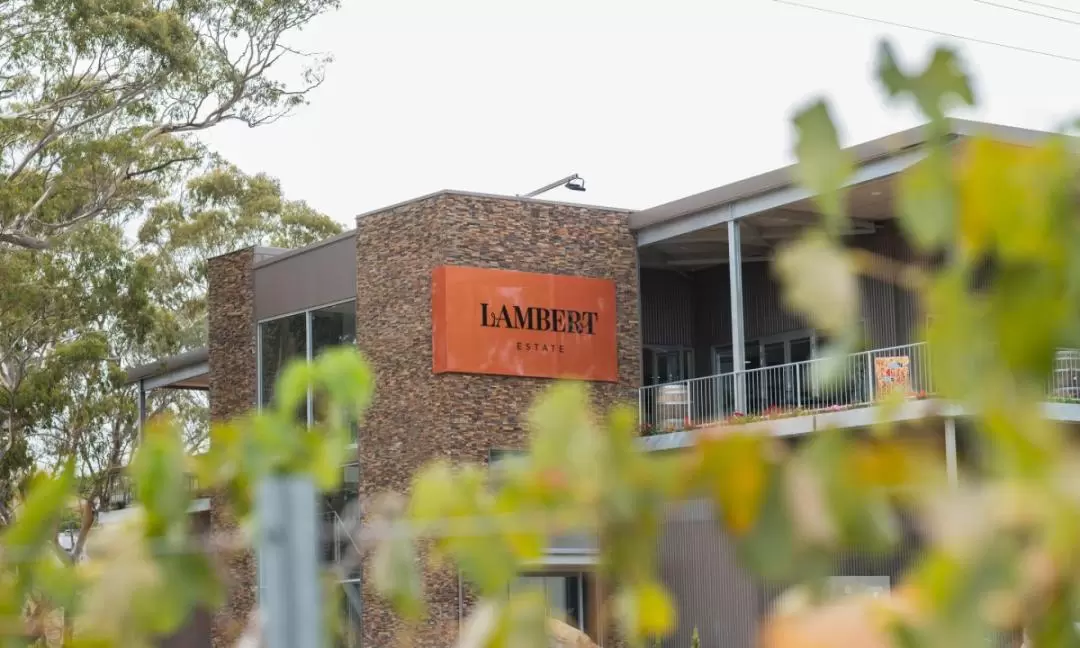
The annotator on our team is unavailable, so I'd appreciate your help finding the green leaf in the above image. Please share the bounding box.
[877,42,974,122]
[773,233,859,337]
[130,416,190,538]
[792,100,853,233]
[4,462,75,565]
[371,536,425,621]
[896,151,956,252]
[313,346,375,422]
[272,359,315,420]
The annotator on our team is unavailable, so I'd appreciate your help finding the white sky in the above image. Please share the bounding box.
[201,0,1080,227]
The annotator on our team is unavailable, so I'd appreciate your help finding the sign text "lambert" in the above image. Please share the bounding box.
[480,303,600,335]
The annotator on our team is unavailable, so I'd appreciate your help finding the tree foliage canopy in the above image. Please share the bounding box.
[0,0,339,249]
[0,160,341,579]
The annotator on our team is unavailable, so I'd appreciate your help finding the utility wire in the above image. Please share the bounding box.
[771,0,1080,64]
[1017,0,1080,17]
[973,0,1080,26]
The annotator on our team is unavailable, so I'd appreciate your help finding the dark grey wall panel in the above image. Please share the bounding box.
[253,232,357,321]
[640,269,696,348]
[657,500,758,648]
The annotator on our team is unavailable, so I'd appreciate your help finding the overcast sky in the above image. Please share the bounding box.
[201,0,1080,227]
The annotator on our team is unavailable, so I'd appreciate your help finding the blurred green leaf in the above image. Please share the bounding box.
[896,153,956,252]
[877,42,974,122]
[774,233,859,337]
[130,417,190,539]
[371,534,425,622]
[792,100,853,234]
[4,462,75,593]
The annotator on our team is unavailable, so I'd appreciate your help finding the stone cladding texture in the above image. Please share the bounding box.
[207,248,257,648]
[354,193,641,647]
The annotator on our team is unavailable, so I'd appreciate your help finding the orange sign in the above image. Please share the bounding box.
[432,265,618,382]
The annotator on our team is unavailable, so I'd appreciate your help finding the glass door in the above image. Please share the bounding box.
[643,347,693,386]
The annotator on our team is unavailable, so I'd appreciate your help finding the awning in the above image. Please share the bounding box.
[124,347,209,392]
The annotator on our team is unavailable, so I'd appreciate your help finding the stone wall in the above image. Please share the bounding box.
[207,248,257,648]
[355,192,641,647]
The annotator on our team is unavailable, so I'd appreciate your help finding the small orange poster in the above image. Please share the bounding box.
[874,356,911,397]
[432,265,618,382]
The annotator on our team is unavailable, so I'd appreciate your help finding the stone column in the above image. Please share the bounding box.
[207,247,257,648]
[355,192,641,647]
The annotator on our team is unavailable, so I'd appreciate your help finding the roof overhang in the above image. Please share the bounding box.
[124,347,209,392]
[631,119,1059,247]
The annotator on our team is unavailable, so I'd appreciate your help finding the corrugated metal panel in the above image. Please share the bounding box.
[657,500,759,648]
[657,499,925,648]
[640,269,696,347]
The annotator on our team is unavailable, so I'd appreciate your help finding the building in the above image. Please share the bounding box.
[127,119,1080,648]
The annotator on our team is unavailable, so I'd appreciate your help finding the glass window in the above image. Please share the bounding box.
[511,572,586,631]
[259,313,307,410]
[312,301,357,356]
[311,301,358,435]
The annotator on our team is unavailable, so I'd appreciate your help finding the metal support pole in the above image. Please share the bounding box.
[728,220,747,413]
[137,379,147,442]
[257,477,323,648]
[945,418,959,488]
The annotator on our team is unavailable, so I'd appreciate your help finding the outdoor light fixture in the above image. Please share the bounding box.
[520,173,587,198]
[565,176,586,192]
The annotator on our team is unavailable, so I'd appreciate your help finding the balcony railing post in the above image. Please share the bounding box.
[685,380,692,428]
[795,365,802,409]
[865,352,875,405]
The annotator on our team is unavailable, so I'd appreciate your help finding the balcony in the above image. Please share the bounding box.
[639,342,1080,435]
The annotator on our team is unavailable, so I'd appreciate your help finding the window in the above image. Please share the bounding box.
[257,300,357,423]
[310,301,358,441]
[312,301,357,356]
[258,313,307,416]
[511,572,591,634]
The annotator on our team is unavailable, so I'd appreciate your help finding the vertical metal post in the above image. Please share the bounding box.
[945,418,959,488]
[728,220,747,413]
[258,477,323,648]
[576,573,585,631]
[305,310,314,428]
[866,352,875,405]
[137,379,147,442]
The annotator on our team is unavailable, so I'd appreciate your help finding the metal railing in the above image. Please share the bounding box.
[639,342,1079,434]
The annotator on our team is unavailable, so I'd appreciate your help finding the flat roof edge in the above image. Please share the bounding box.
[252,229,357,270]
[124,347,209,385]
[353,189,631,225]
[629,118,1060,232]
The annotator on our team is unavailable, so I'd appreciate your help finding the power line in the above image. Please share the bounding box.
[1016,0,1080,18]
[771,0,1080,64]
[974,0,1080,26]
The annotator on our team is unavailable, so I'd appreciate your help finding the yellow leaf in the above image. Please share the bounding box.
[615,582,676,640]
[696,430,769,535]
[637,581,676,637]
